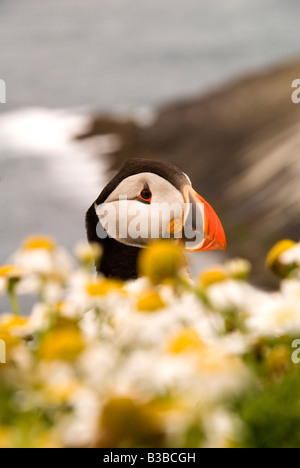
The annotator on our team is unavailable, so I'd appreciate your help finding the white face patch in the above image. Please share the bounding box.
[95,172,186,247]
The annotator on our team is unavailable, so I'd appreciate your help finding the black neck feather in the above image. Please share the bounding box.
[99,237,141,281]
[86,203,141,281]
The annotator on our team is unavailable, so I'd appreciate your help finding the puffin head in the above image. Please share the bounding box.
[86,158,226,280]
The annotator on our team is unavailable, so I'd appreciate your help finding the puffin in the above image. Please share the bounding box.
[86,158,226,281]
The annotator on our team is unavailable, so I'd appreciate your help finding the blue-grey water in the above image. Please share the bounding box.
[1,0,300,110]
[1,0,300,312]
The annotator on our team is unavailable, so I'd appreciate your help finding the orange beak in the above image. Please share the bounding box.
[182,186,227,252]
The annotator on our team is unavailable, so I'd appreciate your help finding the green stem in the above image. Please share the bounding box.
[8,281,20,316]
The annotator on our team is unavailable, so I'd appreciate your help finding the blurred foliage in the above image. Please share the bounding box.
[1,236,300,447]
[234,368,300,448]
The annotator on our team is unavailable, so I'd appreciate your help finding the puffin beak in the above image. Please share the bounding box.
[182,186,227,252]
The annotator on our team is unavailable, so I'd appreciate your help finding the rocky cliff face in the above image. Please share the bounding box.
[78,57,300,288]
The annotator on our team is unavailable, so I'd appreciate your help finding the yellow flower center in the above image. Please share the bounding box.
[0,265,22,279]
[168,328,203,354]
[0,315,29,330]
[86,279,123,297]
[199,267,228,287]
[266,240,296,268]
[22,235,56,252]
[38,328,85,361]
[0,316,29,353]
[137,291,166,312]
[138,240,186,285]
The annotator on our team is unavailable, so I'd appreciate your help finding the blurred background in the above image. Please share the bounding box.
[1,0,300,288]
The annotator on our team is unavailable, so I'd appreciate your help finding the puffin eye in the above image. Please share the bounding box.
[138,185,152,203]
